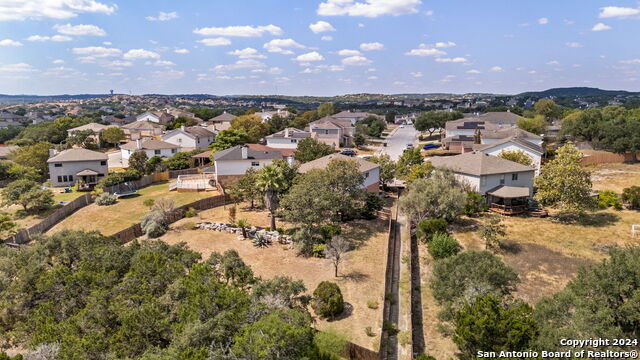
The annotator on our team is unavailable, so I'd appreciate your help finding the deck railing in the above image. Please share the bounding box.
[489,203,527,215]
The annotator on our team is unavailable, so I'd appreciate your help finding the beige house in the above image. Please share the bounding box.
[307,117,356,148]
[47,148,108,187]
[122,121,165,140]
[298,153,380,192]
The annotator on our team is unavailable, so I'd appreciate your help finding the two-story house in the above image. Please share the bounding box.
[307,117,355,148]
[120,139,180,161]
[212,144,287,187]
[429,152,535,214]
[47,148,108,187]
[136,111,175,125]
[298,153,380,192]
[121,121,165,140]
[265,128,311,149]
[162,126,215,150]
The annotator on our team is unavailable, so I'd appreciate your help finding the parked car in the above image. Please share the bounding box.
[403,143,414,152]
[400,124,405,128]
[340,148,357,156]
[423,143,440,150]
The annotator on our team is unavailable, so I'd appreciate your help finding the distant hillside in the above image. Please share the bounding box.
[0,94,115,104]
[518,87,635,98]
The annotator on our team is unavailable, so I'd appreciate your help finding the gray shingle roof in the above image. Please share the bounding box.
[210,112,237,123]
[429,152,534,176]
[298,153,379,173]
[213,145,284,161]
[265,128,311,139]
[472,136,543,154]
[481,127,542,140]
[122,121,164,130]
[47,148,108,163]
[185,126,215,138]
[120,139,179,151]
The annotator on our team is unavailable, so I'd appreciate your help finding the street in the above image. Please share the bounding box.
[379,125,419,161]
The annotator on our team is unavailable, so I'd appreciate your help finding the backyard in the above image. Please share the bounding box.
[157,202,390,350]
[48,182,213,236]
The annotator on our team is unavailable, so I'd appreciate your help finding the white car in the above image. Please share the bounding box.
[399,124,405,128]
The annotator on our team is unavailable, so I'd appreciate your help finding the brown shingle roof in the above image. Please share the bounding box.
[47,148,108,163]
[122,121,164,130]
[298,153,379,173]
[429,152,534,176]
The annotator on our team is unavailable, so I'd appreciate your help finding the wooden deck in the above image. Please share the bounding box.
[489,203,527,215]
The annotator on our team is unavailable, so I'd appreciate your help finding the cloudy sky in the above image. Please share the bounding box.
[0,0,639,95]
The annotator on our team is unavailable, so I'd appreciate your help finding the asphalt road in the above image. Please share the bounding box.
[380,125,419,161]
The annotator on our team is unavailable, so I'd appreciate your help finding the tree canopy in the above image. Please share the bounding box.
[295,138,334,163]
[209,129,249,152]
[231,115,271,143]
[516,115,547,135]
[400,169,467,222]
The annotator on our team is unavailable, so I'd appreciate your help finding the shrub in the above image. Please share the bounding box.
[292,228,318,256]
[183,221,196,230]
[320,224,342,242]
[360,193,384,219]
[365,326,375,337]
[313,243,326,258]
[95,192,117,206]
[622,186,640,209]
[428,233,460,259]
[312,281,345,319]
[464,192,486,216]
[227,205,237,224]
[313,328,347,359]
[366,300,379,309]
[252,232,270,248]
[143,198,155,208]
[416,218,448,243]
[141,210,167,238]
[597,190,622,210]
[183,207,197,218]
[415,354,436,360]
[96,169,141,189]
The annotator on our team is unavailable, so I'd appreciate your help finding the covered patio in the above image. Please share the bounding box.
[76,169,100,191]
[486,185,530,215]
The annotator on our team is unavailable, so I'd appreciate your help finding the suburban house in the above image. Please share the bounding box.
[120,139,179,160]
[209,112,236,125]
[136,111,175,125]
[122,121,165,140]
[473,136,543,174]
[254,109,291,122]
[265,128,311,149]
[47,148,108,188]
[307,117,356,148]
[212,144,287,186]
[429,152,535,215]
[0,145,17,160]
[67,123,119,145]
[298,153,381,192]
[331,110,383,125]
[162,126,215,150]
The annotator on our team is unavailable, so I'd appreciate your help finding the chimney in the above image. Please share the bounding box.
[136,139,142,150]
[241,145,248,160]
[286,155,295,167]
[180,125,185,131]
[284,128,290,138]
[48,149,57,158]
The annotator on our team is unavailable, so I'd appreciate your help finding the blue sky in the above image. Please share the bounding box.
[0,0,639,96]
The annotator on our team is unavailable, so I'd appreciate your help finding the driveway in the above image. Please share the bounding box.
[107,150,128,169]
[380,125,419,161]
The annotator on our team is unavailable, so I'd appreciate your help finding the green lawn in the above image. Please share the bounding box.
[48,182,214,236]
[52,189,86,203]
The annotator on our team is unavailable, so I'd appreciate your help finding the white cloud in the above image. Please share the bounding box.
[435,57,467,63]
[72,46,121,58]
[194,24,282,37]
[198,38,232,46]
[424,10,434,16]
[410,71,423,78]
[321,35,333,41]
[358,23,365,27]
[528,70,537,74]
[102,41,111,45]
[598,6,640,18]
[367,75,378,80]
[337,49,362,56]
[146,11,178,21]
[123,49,161,60]
[341,55,372,66]
[489,66,503,72]
[546,60,559,65]
[301,67,320,74]
[309,20,336,33]
[27,34,72,42]
[393,81,406,86]
[434,41,456,48]
[466,69,481,74]
[174,48,189,54]
[0,63,37,73]
[360,42,384,51]
[564,19,575,25]
[405,44,446,57]
[213,59,266,72]
[54,23,106,36]
[620,59,640,64]
[103,60,132,69]
[328,65,344,71]
[0,0,116,21]
[154,60,175,66]
[592,23,611,31]
[317,0,421,18]
[0,39,22,46]
[566,42,583,48]
[267,67,283,74]
[294,51,324,62]
[538,17,548,25]
[263,38,306,54]
[439,74,455,83]
[52,59,65,64]
[227,48,266,59]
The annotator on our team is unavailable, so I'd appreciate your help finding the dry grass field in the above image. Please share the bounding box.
[589,162,640,193]
[48,182,212,236]
[157,202,390,350]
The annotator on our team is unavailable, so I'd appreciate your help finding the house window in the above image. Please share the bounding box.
[325,130,329,134]
[291,139,297,143]
[54,163,62,167]
[512,173,518,181]
[171,149,177,154]
[480,176,486,186]
[364,171,369,178]
[62,175,67,182]
[68,175,73,182]
[500,174,505,185]
[251,161,260,166]
[58,176,63,183]
[100,161,106,166]
[154,150,161,155]
[178,138,182,143]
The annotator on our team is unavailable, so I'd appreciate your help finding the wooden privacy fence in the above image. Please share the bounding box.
[4,193,93,244]
[169,167,200,178]
[581,152,639,165]
[343,342,380,360]
[111,193,229,244]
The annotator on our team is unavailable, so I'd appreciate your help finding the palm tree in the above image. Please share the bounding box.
[255,164,286,230]
[236,218,249,239]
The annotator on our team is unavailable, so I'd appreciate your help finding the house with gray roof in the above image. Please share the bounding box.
[429,152,535,214]
[120,139,179,161]
[472,136,543,174]
[298,153,380,192]
[307,117,356,148]
[212,145,286,186]
[122,120,164,140]
[265,128,311,149]
[162,125,215,150]
[47,148,108,187]
[331,110,383,125]
[209,111,237,125]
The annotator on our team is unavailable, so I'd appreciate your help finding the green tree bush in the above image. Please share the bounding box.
[312,281,345,319]
[416,218,448,243]
[428,233,460,259]
[622,186,640,209]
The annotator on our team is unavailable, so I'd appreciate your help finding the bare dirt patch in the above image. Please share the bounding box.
[589,162,640,193]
